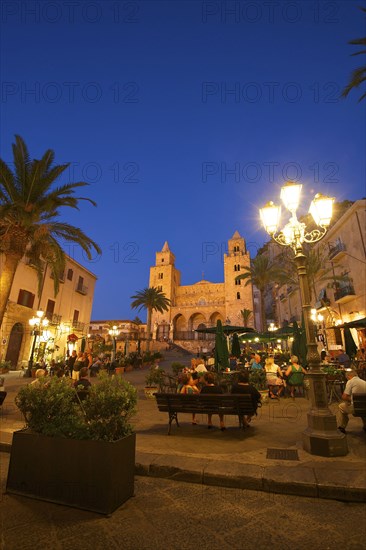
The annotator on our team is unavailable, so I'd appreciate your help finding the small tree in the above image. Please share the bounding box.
[131,287,170,351]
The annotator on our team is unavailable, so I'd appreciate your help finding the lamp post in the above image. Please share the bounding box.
[260,182,347,456]
[26,310,49,377]
[108,325,119,363]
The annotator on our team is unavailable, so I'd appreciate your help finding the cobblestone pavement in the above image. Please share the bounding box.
[1,452,365,550]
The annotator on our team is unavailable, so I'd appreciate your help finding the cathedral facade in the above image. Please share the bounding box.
[149,231,254,343]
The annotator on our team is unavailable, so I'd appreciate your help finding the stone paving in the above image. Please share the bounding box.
[1,350,366,504]
[1,452,366,550]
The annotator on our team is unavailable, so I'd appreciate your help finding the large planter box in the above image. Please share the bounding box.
[6,430,136,515]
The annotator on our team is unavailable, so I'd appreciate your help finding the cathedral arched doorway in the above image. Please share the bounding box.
[5,323,24,368]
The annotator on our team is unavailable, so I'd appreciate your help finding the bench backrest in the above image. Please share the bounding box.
[154,393,255,414]
[0,391,7,406]
[353,393,366,417]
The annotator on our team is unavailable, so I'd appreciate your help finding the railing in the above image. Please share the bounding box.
[75,284,88,295]
[287,286,295,295]
[174,331,215,341]
[279,293,286,301]
[334,284,355,302]
[72,320,86,332]
[329,241,346,260]
[45,312,62,325]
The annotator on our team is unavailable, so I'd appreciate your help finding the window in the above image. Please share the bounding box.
[46,299,55,317]
[234,264,240,271]
[17,289,35,309]
[235,279,241,285]
[161,259,164,263]
[158,273,163,280]
[236,292,241,300]
[73,310,79,323]
[67,268,73,281]
[157,285,163,291]
[233,245,239,252]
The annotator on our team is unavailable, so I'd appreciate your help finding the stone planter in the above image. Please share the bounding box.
[6,430,136,515]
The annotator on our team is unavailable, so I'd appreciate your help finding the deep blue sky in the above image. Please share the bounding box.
[1,0,365,321]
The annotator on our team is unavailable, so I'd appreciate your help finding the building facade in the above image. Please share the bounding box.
[269,199,366,351]
[148,231,255,349]
[0,255,97,368]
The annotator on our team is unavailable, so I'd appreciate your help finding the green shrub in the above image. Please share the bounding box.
[15,373,137,441]
[145,366,165,387]
[171,362,185,376]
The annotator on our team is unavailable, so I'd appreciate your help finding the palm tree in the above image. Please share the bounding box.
[342,7,366,102]
[240,308,253,327]
[277,246,346,303]
[0,135,101,328]
[130,287,170,351]
[235,255,286,331]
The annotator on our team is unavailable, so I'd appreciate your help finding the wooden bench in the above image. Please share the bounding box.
[0,391,6,408]
[154,393,259,435]
[353,393,366,424]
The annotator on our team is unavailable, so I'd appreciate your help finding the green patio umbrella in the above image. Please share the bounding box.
[291,320,308,367]
[343,326,357,359]
[214,320,230,372]
[231,333,241,358]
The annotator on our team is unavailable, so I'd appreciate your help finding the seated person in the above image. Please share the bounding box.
[337,369,366,433]
[200,372,225,430]
[195,362,207,373]
[74,367,91,390]
[231,371,261,428]
[337,349,351,368]
[285,355,306,398]
[250,354,263,370]
[264,356,284,398]
[179,373,200,425]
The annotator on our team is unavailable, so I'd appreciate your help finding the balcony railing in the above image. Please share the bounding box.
[334,284,355,303]
[45,312,62,325]
[72,320,86,332]
[279,293,286,301]
[75,283,88,295]
[287,286,296,295]
[329,241,346,261]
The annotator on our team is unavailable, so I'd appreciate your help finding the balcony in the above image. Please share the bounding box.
[45,312,62,325]
[287,286,296,295]
[279,293,286,301]
[329,241,346,261]
[334,284,356,304]
[75,283,88,295]
[72,320,85,332]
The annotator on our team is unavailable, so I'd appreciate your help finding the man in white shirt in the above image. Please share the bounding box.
[337,369,366,433]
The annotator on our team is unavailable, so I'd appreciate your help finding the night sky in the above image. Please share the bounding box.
[1,0,365,321]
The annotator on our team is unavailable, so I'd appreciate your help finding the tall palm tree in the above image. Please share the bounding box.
[130,287,170,351]
[235,255,286,331]
[342,7,366,102]
[0,135,101,327]
[278,246,346,303]
[240,308,253,327]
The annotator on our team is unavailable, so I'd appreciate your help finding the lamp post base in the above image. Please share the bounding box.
[302,372,348,457]
[302,419,348,457]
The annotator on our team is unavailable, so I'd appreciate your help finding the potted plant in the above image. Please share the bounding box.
[6,373,137,514]
[144,365,165,398]
[171,361,185,376]
[0,360,11,374]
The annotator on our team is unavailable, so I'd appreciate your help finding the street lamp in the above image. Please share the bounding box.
[260,182,347,456]
[108,325,119,362]
[26,310,49,377]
